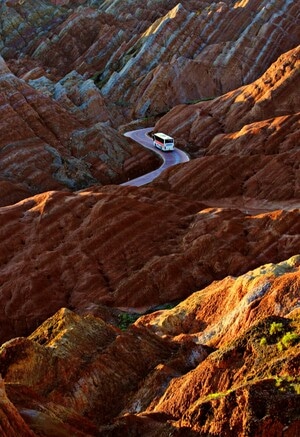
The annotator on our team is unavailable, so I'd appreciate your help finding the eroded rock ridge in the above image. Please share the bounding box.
[0,0,299,435]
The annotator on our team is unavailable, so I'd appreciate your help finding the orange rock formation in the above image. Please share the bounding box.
[0,258,299,435]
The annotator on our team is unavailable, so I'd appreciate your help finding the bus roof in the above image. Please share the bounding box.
[154,132,174,140]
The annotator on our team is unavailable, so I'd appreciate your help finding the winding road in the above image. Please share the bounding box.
[122,127,189,186]
[122,128,299,213]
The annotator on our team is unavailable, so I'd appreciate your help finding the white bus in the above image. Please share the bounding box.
[153,132,174,152]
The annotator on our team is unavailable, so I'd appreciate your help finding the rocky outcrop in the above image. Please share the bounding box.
[1,1,299,123]
[28,70,112,125]
[151,147,300,206]
[155,45,300,155]
[0,258,299,435]
[0,308,181,433]
[0,184,299,343]
[100,0,300,118]
[136,256,300,345]
[0,56,159,205]
[152,45,300,208]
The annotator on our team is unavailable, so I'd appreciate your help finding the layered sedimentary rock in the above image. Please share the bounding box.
[1,1,299,122]
[0,184,299,343]
[0,56,159,205]
[136,256,300,346]
[100,0,300,118]
[0,258,299,435]
[0,1,299,435]
[155,45,300,155]
[153,45,300,208]
[28,70,112,125]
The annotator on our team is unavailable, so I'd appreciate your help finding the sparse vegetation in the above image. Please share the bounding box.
[292,383,300,394]
[258,318,300,349]
[117,312,140,331]
[279,331,299,349]
[274,375,300,394]
[259,336,267,346]
[206,389,231,400]
[269,322,284,336]
[117,302,177,331]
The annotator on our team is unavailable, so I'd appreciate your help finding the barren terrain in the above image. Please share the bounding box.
[0,0,299,435]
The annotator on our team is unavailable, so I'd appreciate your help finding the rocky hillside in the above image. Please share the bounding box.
[0,0,299,435]
[100,0,300,119]
[0,257,299,435]
[153,44,299,211]
[2,0,299,121]
[0,54,159,206]
[0,185,299,344]
[0,0,299,206]
[155,45,300,156]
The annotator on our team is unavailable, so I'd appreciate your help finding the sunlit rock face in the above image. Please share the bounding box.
[1,1,299,121]
[0,184,299,344]
[136,256,300,347]
[0,259,299,435]
[99,0,300,118]
[152,45,300,209]
[155,45,300,155]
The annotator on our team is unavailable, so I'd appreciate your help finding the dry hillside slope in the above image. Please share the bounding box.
[0,258,298,435]
[0,186,299,344]
[0,1,299,435]
[0,55,159,206]
[153,45,299,211]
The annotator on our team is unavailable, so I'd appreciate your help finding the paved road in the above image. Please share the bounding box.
[122,127,189,186]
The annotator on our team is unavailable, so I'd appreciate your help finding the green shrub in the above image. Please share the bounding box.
[281,332,299,348]
[292,383,300,394]
[274,375,300,393]
[260,337,267,346]
[269,322,284,336]
[277,342,284,352]
[118,312,140,331]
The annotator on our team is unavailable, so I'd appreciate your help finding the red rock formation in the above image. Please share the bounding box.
[136,256,300,347]
[0,56,159,205]
[0,376,35,436]
[0,185,299,343]
[155,45,300,155]
[100,1,300,119]
[152,46,300,210]
[0,308,180,433]
[0,259,299,435]
[0,180,31,207]
[0,2,299,435]
[2,1,299,121]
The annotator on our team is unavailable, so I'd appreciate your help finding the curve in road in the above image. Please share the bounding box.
[122,129,299,213]
[122,127,189,186]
